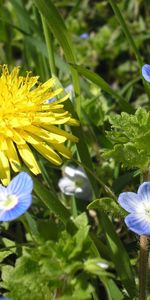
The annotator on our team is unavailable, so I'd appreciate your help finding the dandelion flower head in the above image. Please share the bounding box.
[0,65,79,185]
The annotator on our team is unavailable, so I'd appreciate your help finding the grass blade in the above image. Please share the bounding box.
[101,214,136,299]
[108,0,142,67]
[33,176,70,224]
[108,0,150,99]
[70,63,134,113]
[33,0,81,115]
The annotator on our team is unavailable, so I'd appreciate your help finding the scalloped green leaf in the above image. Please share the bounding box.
[87,197,126,217]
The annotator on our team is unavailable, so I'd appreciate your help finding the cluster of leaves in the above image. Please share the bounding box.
[104,108,150,170]
[1,214,111,300]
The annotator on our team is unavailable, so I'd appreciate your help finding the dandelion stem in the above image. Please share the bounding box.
[41,15,57,76]
[139,235,148,300]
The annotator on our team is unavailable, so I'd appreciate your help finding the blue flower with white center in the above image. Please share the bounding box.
[142,64,150,82]
[0,172,33,222]
[118,182,150,235]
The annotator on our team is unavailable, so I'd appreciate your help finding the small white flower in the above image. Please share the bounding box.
[58,165,92,201]
[96,262,109,269]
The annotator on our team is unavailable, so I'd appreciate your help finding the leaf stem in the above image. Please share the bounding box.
[139,235,148,300]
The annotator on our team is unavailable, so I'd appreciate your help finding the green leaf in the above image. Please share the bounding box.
[58,275,94,300]
[33,0,81,115]
[101,214,136,299]
[12,0,38,34]
[108,0,150,100]
[37,219,63,241]
[83,258,111,277]
[33,176,70,224]
[2,224,94,300]
[70,63,134,113]
[104,108,150,169]
[87,197,126,217]
[102,278,124,300]
[0,250,14,263]
[2,257,51,300]
[113,170,140,194]
[25,212,40,238]
[64,99,99,196]
[108,0,142,67]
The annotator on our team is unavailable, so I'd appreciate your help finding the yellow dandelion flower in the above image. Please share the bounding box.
[0,65,79,185]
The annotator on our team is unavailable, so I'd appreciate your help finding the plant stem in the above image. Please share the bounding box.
[41,15,57,76]
[139,235,148,300]
[70,196,78,218]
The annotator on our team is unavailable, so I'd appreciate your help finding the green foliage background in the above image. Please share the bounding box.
[1,0,150,299]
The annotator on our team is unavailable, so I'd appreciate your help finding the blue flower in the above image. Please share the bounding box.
[0,297,11,300]
[79,33,89,40]
[118,182,150,235]
[142,64,150,82]
[0,172,33,222]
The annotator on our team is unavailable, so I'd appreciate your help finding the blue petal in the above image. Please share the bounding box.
[0,186,7,200]
[118,192,140,213]
[142,64,150,82]
[125,213,150,235]
[7,172,33,196]
[0,297,10,300]
[137,182,150,202]
[0,194,32,221]
[80,33,89,40]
